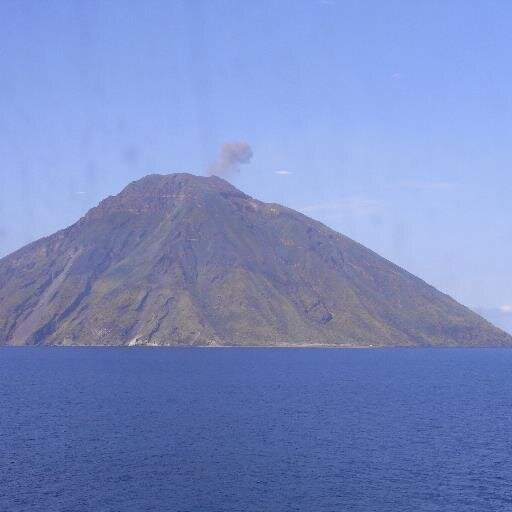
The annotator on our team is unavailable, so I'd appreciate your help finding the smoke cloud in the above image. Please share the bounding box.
[209,142,253,177]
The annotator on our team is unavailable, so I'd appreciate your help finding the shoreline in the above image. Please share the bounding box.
[1,343,511,349]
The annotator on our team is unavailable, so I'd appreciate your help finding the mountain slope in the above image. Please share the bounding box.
[0,173,510,347]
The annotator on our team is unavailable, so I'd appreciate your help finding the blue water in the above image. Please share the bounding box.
[1,348,512,512]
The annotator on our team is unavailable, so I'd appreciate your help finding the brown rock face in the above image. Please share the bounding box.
[0,173,510,347]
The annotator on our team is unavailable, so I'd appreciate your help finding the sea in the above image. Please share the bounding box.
[1,347,511,512]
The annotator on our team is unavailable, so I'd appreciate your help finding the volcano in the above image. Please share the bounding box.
[1,173,510,347]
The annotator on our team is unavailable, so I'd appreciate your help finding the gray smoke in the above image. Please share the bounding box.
[209,142,253,177]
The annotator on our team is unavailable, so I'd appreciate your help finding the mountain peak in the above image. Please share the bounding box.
[86,172,248,219]
[1,173,511,347]
[123,172,237,194]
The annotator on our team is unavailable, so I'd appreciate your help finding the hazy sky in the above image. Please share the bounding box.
[1,0,511,311]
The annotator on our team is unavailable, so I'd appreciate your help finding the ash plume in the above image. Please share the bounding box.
[209,142,253,178]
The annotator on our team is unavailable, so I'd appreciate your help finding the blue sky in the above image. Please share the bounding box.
[1,0,511,311]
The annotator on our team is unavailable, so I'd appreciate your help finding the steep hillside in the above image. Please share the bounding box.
[0,173,510,347]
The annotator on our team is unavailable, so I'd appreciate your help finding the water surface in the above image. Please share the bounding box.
[1,347,511,511]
